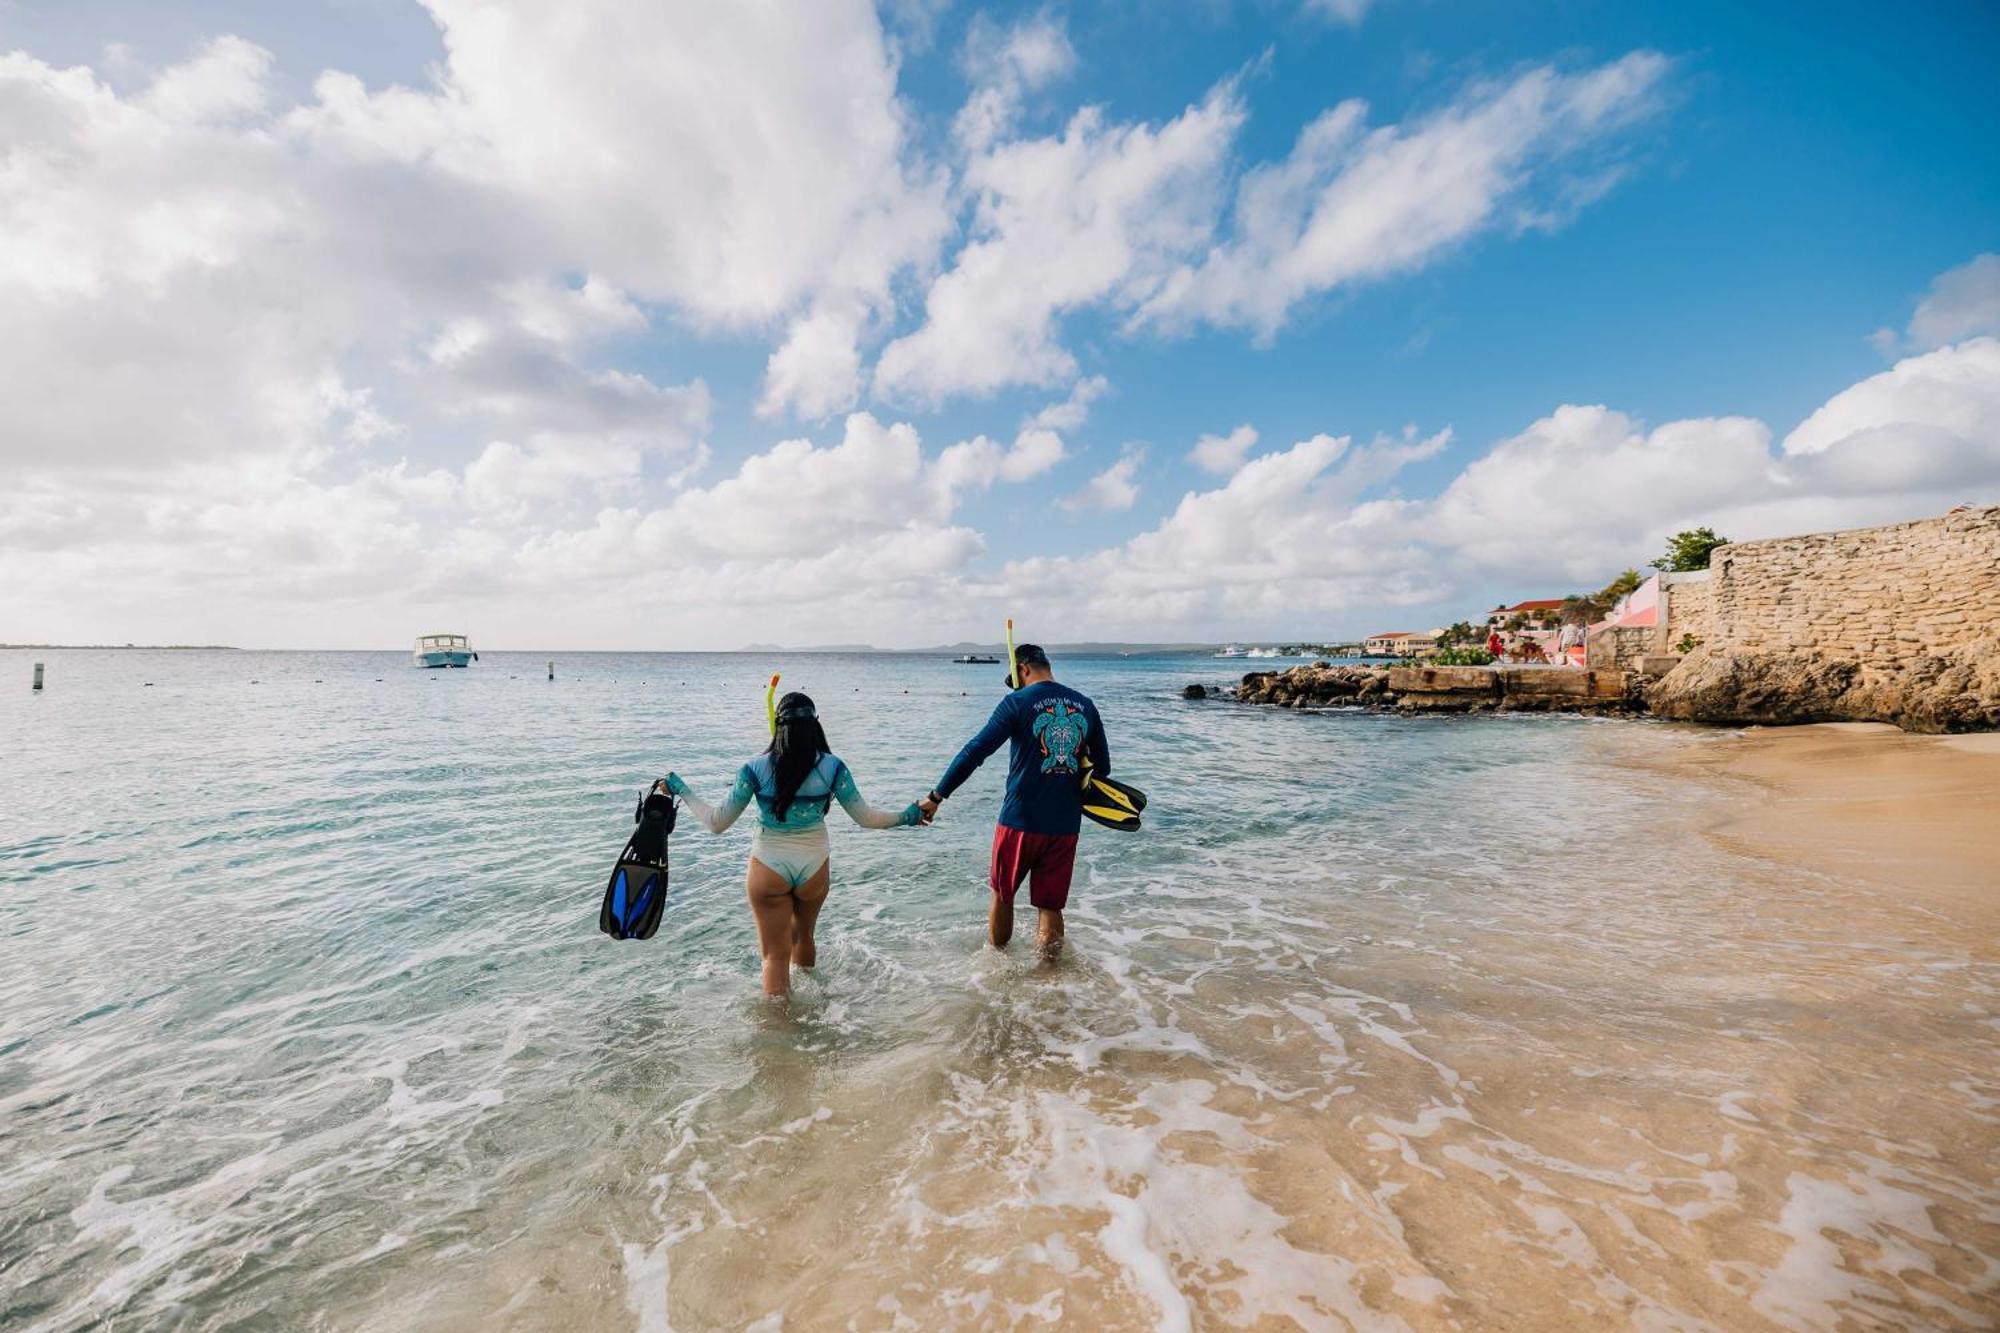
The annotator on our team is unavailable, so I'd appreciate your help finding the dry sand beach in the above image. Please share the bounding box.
[1682,722,2000,915]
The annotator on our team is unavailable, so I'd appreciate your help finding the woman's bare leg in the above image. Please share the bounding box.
[745,859,797,997]
[791,861,830,969]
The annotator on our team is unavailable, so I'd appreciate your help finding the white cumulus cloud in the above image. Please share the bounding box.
[1190,424,1260,474]
[3,13,1987,651]
[953,11,1078,152]
[882,51,1667,402]
[1134,53,1671,338]
[1303,0,1381,25]
[1873,253,2000,354]
[1062,450,1145,512]
[1028,375,1111,432]
[876,83,1248,402]
[992,336,2000,636]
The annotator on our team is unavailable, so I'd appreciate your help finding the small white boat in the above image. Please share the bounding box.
[412,633,477,668]
[1213,643,1249,658]
[953,653,1001,664]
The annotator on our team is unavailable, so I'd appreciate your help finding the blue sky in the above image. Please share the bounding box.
[2,0,1996,647]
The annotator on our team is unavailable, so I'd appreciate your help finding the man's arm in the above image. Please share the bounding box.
[1085,698,1110,776]
[932,696,1017,802]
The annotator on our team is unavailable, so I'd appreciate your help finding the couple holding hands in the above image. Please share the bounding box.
[663,644,1111,995]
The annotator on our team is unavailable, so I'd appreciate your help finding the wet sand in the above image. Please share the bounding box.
[1674,722,2000,919]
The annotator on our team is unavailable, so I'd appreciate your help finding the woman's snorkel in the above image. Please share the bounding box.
[765,673,781,735]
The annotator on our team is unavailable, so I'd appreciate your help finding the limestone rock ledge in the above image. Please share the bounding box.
[1236,665,1390,708]
[1234,664,1639,714]
[1647,636,2000,733]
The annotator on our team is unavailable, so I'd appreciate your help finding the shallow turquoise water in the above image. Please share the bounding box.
[2,650,1995,1330]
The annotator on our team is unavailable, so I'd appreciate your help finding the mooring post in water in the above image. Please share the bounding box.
[33,662,44,691]
[547,660,554,681]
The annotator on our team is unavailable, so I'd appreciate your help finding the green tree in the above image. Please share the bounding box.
[1654,528,1729,573]
[1437,620,1479,647]
[1559,593,1608,626]
[1597,568,1644,604]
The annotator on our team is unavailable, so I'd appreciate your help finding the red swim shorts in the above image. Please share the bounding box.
[989,825,1078,911]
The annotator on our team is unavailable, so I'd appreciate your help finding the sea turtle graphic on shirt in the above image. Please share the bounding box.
[1032,699,1088,775]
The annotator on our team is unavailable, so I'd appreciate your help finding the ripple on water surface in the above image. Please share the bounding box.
[0,649,1995,1330]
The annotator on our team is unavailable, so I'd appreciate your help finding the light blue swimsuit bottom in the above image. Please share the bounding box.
[750,825,833,890]
[669,752,919,891]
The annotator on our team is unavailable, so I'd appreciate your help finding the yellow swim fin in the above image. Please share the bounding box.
[1079,759,1146,831]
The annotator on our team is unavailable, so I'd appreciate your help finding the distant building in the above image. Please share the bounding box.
[1486,598,1565,627]
[1363,631,1437,655]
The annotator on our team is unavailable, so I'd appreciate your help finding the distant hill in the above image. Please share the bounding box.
[736,641,1229,655]
[919,640,1217,655]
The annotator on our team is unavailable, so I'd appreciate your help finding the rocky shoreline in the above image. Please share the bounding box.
[1225,663,1642,715]
[1647,636,2000,732]
[1215,641,2000,733]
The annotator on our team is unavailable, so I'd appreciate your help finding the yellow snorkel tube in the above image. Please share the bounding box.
[1005,618,1019,691]
[765,673,781,735]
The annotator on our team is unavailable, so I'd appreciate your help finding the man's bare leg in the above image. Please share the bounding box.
[988,893,1014,949]
[1036,907,1064,960]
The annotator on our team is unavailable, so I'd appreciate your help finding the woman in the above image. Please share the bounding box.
[665,692,922,996]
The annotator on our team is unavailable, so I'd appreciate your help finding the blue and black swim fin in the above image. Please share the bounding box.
[599,784,677,940]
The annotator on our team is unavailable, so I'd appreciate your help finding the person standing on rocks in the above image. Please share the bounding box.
[1558,620,1583,667]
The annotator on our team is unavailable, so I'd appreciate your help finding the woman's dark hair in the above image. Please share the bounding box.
[766,691,831,819]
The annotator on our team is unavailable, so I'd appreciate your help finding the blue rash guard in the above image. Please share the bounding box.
[934,681,1110,837]
[669,753,920,888]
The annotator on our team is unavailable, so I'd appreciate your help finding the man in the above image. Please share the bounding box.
[918,643,1108,957]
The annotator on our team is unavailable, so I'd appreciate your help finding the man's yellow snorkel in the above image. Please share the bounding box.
[1005,618,1019,691]
[765,673,781,734]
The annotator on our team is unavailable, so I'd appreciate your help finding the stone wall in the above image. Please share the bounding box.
[1658,572,1715,651]
[1701,507,1999,670]
[1586,625,1654,671]
[1648,506,2000,731]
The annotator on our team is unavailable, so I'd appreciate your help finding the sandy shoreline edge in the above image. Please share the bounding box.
[1664,721,2000,922]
